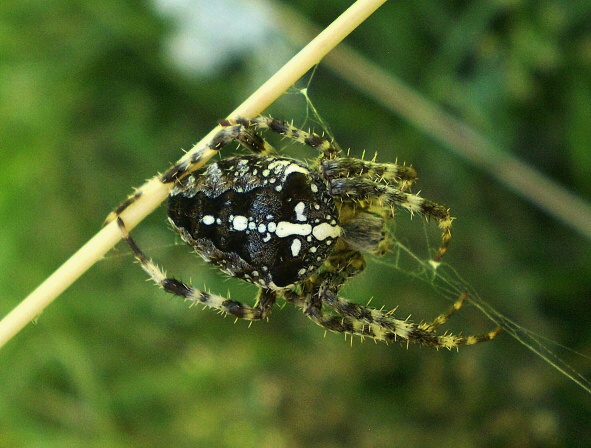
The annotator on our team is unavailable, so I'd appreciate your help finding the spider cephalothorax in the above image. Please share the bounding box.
[115,116,500,348]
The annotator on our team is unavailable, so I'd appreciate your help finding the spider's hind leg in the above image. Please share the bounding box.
[117,218,276,320]
[105,123,276,224]
[226,116,341,160]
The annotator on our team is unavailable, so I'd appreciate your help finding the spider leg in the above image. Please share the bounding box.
[419,292,502,338]
[161,124,276,183]
[223,116,341,160]
[117,218,276,320]
[421,292,467,332]
[330,177,453,260]
[105,125,277,223]
[322,157,418,190]
[300,284,500,349]
[286,244,499,348]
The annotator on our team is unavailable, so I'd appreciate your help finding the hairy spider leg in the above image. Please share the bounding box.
[287,243,499,348]
[300,279,498,349]
[420,292,468,332]
[117,218,277,320]
[305,287,501,348]
[329,177,453,260]
[321,157,418,190]
[294,244,367,300]
[161,125,276,184]
[224,116,341,160]
[231,117,420,190]
[105,126,276,224]
[165,114,344,183]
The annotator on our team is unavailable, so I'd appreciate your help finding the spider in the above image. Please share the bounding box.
[114,116,501,349]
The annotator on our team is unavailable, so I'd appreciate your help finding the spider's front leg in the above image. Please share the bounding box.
[322,157,418,191]
[117,218,277,320]
[288,244,499,349]
[301,279,499,349]
[288,247,417,346]
[286,245,389,339]
[306,285,500,349]
[329,177,453,260]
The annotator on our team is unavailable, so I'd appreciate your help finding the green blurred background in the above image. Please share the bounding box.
[1,1,590,446]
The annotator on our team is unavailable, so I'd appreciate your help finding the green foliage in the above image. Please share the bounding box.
[1,0,590,446]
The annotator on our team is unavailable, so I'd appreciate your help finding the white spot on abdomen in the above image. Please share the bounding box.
[312,222,341,241]
[202,215,215,225]
[294,202,306,222]
[232,215,248,231]
[283,163,309,178]
[291,239,302,257]
[275,222,312,237]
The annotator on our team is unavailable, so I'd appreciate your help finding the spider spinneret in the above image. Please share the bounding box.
[114,116,501,349]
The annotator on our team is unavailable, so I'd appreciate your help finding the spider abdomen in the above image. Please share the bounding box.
[168,155,341,289]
